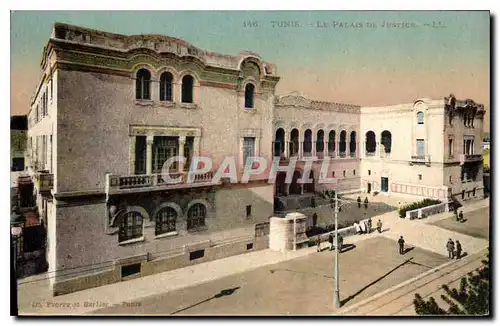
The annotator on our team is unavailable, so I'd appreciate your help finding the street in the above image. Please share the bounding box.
[91,237,448,315]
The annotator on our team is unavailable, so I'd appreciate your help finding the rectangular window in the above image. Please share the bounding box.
[418,174,422,180]
[343,170,346,177]
[189,249,205,261]
[184,137,194,171]
[243,137,255,166]
[332,171,335,178]
[368,170,371,176]
[135,136,147,175]
[247,243,254,250]
[50,79,53,100]
[246,205,252,218]
[121,263,141,278]
[353,170,356,176]
[449,175,452,183]
[416,139,425,156]
[448,139,453,156]
[153,136,179,173]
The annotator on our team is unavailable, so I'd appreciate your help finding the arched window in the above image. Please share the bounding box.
[316,130,324,153]
[159,72,173,101]
[119,211,143,242]
[339,130,347,155]
[274,128,285,157]
[245,83,255,108]
[417,111,424,124]
[187,203,206,230]
[381,130,392,153]
[349,131,357,156]
[328,130,336,155]
[155,206,177,235]
[365,131,376,154]
[182,75,194,103]
[136,69,151,100]
[303,129,312,155]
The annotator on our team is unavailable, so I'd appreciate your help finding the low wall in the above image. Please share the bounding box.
[405,202,449,220]
[52,235,268,296]
[311,217,372,244]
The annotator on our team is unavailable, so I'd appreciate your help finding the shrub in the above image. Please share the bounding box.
[398,198,442,218]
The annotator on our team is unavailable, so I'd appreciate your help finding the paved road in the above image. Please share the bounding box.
[92,237,448,315]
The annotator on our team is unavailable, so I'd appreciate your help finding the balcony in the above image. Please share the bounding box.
[106,171,218,195]
[460,154,483,165]
[339,152,346,158]
[409,155,431,166]
[36,172,54,192]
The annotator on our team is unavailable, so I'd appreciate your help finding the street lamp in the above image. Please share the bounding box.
[333,191,341,308]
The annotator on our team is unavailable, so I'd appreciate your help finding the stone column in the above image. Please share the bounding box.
[146,135,154,175]
[255,136,260,158]
[129,136,136,174]
[311,133,316,157]
[336,141,340,158]
[178,136,186,172]
[324,141,328,157]
[193,136,201,157]
[283,132,289,158]
[239,137,245,170]
[298,138,303,159]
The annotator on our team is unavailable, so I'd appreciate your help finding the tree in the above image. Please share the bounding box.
[413,250,490,315]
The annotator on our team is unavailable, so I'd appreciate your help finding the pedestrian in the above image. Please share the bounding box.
[353,221,361,234]
[446,239,455,259]
[364,197,369,209]
[357,196,362,208]
[455,240,462,259]
[360,221,367,234]
[338,234,344,253]
[328,233,334,251]
[453,205,459,221]
[367,218,372,233]
[377,219,382,233]
[458,210,464,222]
[316,235,321,252]
[398,236,405,255]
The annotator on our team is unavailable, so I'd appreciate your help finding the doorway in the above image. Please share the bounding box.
[367,183,372,193]
[381,177,389,192]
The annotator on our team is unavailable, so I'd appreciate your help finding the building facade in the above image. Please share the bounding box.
[360,95,485,202]
[24,23,486,295]
[26,23,279,295]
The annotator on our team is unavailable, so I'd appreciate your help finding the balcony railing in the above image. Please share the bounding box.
[107,171,217,194]
[410,155,431,165]
[380,152,391,158]
[36,173,54,192]
[317,152,325,159]
[328,151,336,158]
[349,152,356,158]
[339,152,346,158]
[460,154,483,164]
[365,151,376,157]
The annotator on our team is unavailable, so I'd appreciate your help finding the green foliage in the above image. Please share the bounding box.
[413,251,490,315]
[398,198,442,218]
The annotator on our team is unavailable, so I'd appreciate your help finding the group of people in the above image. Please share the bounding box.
[357,196,369,209]
[453,207,465,222]
[316,233,343,252]
[446,238,463,259]
[353,218,383,234]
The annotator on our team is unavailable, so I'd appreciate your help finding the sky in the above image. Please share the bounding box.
[10,11,490,129]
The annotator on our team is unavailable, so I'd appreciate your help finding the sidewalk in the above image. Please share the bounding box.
[339,247,488,316]
[18,230,377,315]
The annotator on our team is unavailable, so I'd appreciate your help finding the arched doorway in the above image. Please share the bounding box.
[290,170,302,195]
[275,172,287,196]
[274,128,285,157]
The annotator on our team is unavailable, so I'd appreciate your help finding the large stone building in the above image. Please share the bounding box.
[24,23,486,295]
[360,96,485,202]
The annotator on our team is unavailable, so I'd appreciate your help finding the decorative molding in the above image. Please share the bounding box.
[239,128,261,138]
[129,125,201,137]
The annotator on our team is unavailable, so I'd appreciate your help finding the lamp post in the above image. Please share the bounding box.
[333,191,341,309]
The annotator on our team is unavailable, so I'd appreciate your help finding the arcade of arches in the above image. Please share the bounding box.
[275,170,315,196]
